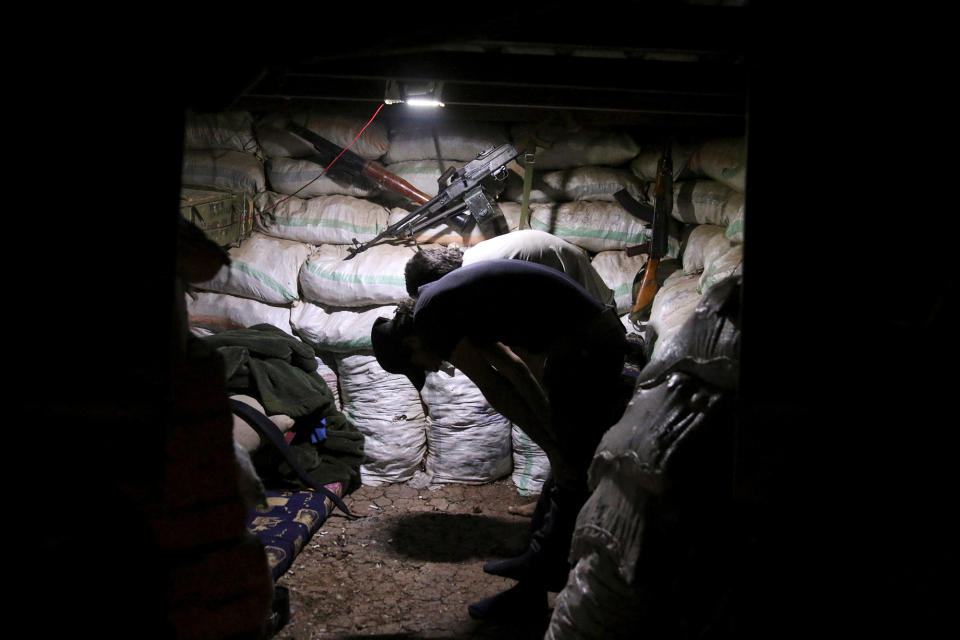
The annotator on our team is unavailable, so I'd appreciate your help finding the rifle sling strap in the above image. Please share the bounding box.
[229,399,363,520]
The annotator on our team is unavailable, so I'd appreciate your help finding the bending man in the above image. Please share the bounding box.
[371,259,628,620]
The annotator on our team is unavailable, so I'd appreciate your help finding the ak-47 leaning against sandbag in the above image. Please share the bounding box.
[614,139,673,315]
[286,122,519,259]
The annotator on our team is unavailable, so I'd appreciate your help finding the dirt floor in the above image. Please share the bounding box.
[275,479,556,640]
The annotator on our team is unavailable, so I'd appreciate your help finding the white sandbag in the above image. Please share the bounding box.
[647,271,702,362]
[511,126,639,170]
[590,250,648,315]
[628,139,701,182]
[500,169,563,203]
[314,358,341,411]
[672,180,745,242]
[256,110,390,160]
[512,425,551,496]
[181,149,266,194]
[681,224,728,274]
[547,551,649,640]
[687,137,747,193]
[183,110,260,155]
[335,353,427,485]
[530,202,681,254]
[679,223,743,293]
[382,159,466,197]
[300,243,413,308]
[185,291,293,334]
[383,121,510,164]
[699,242,743,295]
[253,192,390,245]
[290,303,396,353]
[463,229,615,307]
[540,167,646,202]
[265,157,380,198]
[195,232,310,304]
[420,368,513,484]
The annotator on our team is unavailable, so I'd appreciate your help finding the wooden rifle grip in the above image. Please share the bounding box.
[632,257,660,313]
[361,163,432,205]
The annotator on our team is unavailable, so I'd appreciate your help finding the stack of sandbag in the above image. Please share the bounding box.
[253,192,390,246]
[255,110,389,199]
[336,352,428,485]
[186,232,312,334]
[626,136,746,362]
[547,276,741,640]
[181,110,266,195]
[420,368,513,485]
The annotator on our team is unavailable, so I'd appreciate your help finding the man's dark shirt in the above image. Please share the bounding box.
[412,259,606,359]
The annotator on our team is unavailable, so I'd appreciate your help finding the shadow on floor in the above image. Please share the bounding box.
[387,512,530,562]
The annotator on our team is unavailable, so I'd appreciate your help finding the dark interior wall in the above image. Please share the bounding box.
[14,4,952,638]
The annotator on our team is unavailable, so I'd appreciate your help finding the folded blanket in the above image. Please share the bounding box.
[201,323,364,492]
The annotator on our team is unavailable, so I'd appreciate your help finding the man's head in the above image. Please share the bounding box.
[404,245,464,296]
[370,298,443,391]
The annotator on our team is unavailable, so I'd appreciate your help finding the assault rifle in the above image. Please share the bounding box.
[614,140,672,315]
[342,143,519,258]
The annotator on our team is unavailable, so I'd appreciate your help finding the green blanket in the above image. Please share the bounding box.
[201,323,364,493]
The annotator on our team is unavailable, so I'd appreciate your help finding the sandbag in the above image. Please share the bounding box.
[530,201,680,254]
[647,271,702,362]
[383,121,510,163]
[186,292,293,335]
[681,224,727,275]
[510,126,639,170]
[672,180,745,244]
[299,243,413,308]
[420,368,513,485]
[290,303,396,353]
[181,149,266,194]
[686,137,747,193]
[253,192,389,245]
[256,110,390,160]
[591,250,648,315]
[512,425,551,496]
[540,166,646,202]
[639,275,742,391]
[335,353,427,485]
[195,232,311,305]
[699,242,742,294]
[628,139,701,182]
[547,551,651,640]
[183,110,260,155]
[265,157,380,198]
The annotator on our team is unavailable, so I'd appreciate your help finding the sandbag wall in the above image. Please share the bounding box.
[179,107,744,493]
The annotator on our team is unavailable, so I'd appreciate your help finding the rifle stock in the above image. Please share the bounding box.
[632,257,660,313]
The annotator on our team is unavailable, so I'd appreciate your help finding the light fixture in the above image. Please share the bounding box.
[384,79,445,107]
